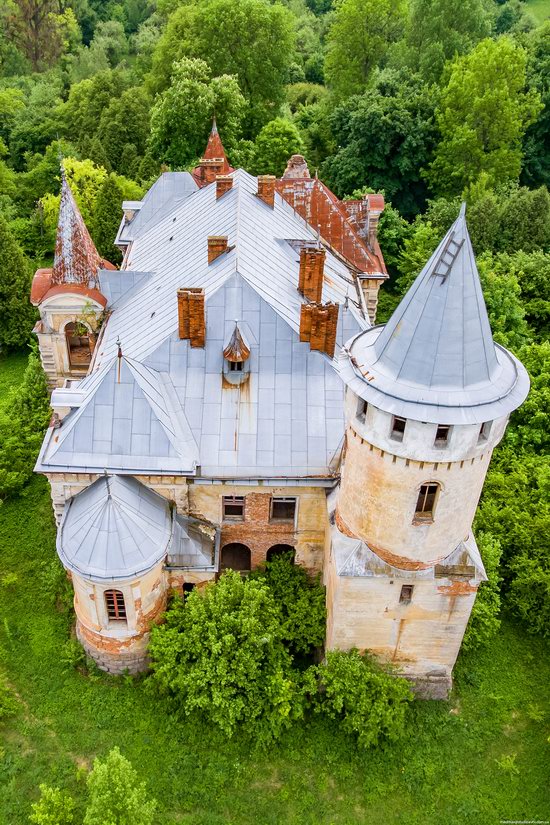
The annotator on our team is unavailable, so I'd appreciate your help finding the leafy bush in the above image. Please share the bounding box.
[29,785,76,825]
[251,553,326,655]
[312,650,413,749]
[462,532,502,651]
[84,747,156,825]
[148,570,304,743]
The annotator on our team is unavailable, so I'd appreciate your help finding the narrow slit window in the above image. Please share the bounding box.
[222,495,245,520]
[105,590,126,621]
[399,585,413,604]
[270,497,297,522]
[434,424,451,447]
[391,416,406,442]
[478,421,492,443]
[229,361,244,372]
[414,483,439,520]
[357,398,368,422]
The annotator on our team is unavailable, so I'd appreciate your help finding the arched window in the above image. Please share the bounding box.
[414,483,440,522]
[65,322,93,369]
[105,589,126,621]
[266,544,295,564]
[221,543,251,572]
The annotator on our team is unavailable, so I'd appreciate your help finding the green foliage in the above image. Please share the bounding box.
[312,650,413,749]
[324,0,406,99]
[29,785,76,825]
[0,215,35,349]
[496,251,550,339]
[522,21,550,189]
[428,37,542,197]
[149,571,303,743]
[251,553,326,655]
[149,57,246,168]
[463,533,502,651]
[0,671,18,719]
[376,202,412,277]
[506,341,550,453]
[476,253,531,350]
[252,118,303,176]
[84,747,156,825]
[91,173,124,263]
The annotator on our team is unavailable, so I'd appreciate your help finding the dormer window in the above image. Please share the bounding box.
[223,322,250,385]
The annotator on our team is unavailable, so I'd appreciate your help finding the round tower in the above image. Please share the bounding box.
[327,204,529,697]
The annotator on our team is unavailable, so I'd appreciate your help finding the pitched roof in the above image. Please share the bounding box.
[338,205,530,424]
[51,172,103,288]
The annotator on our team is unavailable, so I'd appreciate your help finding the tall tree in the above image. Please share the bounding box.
[149,57,246,168]
[91,173,124,264]
[428,37,542,197]
[0,216,36,350]
[84,748,156,825]
[5,0,79,70]
[324,0,406,99]
[252,118,304,176]
[522,22,550,189]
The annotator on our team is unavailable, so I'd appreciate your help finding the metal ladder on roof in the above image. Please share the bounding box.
[433,232,464,281]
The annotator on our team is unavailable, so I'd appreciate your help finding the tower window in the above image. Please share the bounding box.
[390,416,406,442]
[270,497,297,522]
[434,424,451,447]
[478,421,492,443]
[399,585,413,604]
[105,590,126,621]
[357,398,368,422]
[414,483,439,521]
[222,496,245,520]
[229,361,243,372]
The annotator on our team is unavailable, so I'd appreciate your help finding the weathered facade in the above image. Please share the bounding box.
[31,127,529,692]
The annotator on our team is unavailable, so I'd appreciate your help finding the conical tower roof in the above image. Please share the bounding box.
[51,171,102,287]
[338,205,529,424]
[202,117,231,172]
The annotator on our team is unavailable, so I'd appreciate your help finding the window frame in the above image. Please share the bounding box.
[105,589,127,622]
[478,421,492,443]
[434,424,451,448]
[414,482,440,523]
[399,584,414,604]
[270,496,297,524]
[356,398,368,423]
[222,495,245,522]
[390,415,406,442]
[229,360,244,372]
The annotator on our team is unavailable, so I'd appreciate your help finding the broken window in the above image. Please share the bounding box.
[390,416,406,442]
[105,590,126,621]
[414,483,439,521]
[65,322,93,370]
[357,398,368,422]
[434,424,451,447]
[270,497,297,522]
[222,495,245,521]
[478,421,492,443]
[399,585,413,604]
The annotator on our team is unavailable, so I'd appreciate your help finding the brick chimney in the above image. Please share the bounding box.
[208,236,228,264]
[177,288,205,347]
[200,158,225,184]
[300,302,338,357]
[298,246,325,303]
[365,194,385,249]
[257,175,276,208]
[216,175,233,199]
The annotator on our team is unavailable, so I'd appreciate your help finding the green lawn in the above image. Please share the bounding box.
[0,359,549,824]
[0,350,28,413]
[526,0,550,26]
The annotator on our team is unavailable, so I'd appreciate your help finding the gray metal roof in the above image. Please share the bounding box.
[338,205,529,424]
[98,270,152,309]
[58,474,216,580]
[38,170,367,479]
[115,172,198,247]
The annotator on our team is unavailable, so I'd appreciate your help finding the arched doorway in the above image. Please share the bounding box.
[65,322,93,369]
[221,543,251,572]
[266,544,295,563]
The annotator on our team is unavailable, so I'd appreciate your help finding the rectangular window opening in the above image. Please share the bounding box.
[105,590,126,621]
[222,495,245,520]
[414,483,439,521]
[229,361,243,372]
[270,497,297,522]
[357,398,368,422]
[391,416,406,442]
[435,424,451,447]
[400,584,413,604]
[478,421,492,443]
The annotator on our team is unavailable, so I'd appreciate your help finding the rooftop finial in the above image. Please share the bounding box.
[116,337,122,383]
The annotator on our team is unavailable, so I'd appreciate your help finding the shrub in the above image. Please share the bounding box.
[29,785,76,825]
[148,570,304,743]
[252,553,326,655]
[84,747,156,825]
[312,650,413,749]
[462,532,502,651]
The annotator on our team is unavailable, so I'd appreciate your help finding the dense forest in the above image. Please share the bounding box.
[1,0,548,641]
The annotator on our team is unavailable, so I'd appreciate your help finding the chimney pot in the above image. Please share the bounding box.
[299,246,325,303]
[201,157,225,184]
[216,175,233,199]
[208,236,229,264]
[257,175,276,208]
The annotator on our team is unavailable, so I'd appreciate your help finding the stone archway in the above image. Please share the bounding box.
[266,544,295,563]
[221,542,251,572]
[64,321,94,369]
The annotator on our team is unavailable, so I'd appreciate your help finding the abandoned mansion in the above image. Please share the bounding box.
[30,125,529,698]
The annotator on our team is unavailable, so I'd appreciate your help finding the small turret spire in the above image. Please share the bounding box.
[51,170,102,288]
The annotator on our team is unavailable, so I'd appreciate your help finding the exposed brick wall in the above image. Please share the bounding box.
[220,492,296,568]
[177,288,205,347]
[300,302,338,357]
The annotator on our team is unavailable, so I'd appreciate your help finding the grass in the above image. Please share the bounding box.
[525,0,550,26]
[0,356,549,824]
[0,350,28,413]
